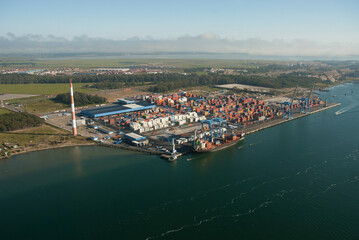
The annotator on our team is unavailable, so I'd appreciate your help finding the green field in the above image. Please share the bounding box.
[24,99,68,114]
[0,124,89,158]
[0,108,12,115]
[0,83,94,95]
[7,96,74,114]
[32,59,270,68]
[0,57,281,69]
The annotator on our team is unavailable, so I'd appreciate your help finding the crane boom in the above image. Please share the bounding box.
[163,129,172,146]
[163,129,177,156]
[308,84,314,102]
[290,86,298,106]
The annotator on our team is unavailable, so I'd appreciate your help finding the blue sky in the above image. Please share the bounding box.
[1,0,358,41]
[0,0,358,55]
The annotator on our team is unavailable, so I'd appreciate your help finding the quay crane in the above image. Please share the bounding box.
[324,89,330,107]
[296,84,314,114]
[163,129,177,160]
[193,117,245,153]
[280,86,298,119]
[200,117,227,142]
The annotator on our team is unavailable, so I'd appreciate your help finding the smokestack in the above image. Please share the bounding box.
[70,78,77,136]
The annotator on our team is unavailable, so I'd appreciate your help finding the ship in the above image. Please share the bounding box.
[193,132,245,153]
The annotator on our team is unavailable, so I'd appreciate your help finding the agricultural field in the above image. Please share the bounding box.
[0,83,94,95]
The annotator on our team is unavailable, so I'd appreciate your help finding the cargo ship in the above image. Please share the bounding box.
[193,132,245,153]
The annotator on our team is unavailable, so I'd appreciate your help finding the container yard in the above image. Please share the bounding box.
[51,88,338,161]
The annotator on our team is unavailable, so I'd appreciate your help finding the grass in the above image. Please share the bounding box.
[0,124,89,157]
[0,57,284,69]
[1,124,68,146]
[32,58,282,68]
[0,108,12,115]
[24,99,68,114]
[6,96,68,114]
[0,83,94,95]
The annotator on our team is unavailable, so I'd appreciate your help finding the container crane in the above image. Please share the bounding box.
[200,117,227,142]
[280,86,298,119]
[324,89,330,107]
[163,129,177,159]
[297,84,314,114]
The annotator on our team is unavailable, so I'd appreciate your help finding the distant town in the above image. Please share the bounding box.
[2,60,356,83]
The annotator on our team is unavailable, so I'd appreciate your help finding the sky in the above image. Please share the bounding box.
[0,0,358,56]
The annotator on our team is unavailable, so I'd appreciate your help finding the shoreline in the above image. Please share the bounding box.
[1,103,341,160]
[1,142,95,159]
[98,103,340,157]
[245,102,340,135]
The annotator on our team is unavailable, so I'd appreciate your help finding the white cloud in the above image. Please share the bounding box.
[0,32,358,57]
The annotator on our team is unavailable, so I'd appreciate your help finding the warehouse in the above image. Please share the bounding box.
[81,101,156,118]
[124,133,149,146]
[124,133,146,141]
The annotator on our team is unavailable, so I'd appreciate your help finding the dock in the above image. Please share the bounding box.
[96,103,340,159]
[160,153,183,161]
[245,103,340,135]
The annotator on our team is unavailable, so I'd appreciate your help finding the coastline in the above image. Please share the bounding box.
[1,142,95,159]
[245,102,340,135]
[2,103,340,160]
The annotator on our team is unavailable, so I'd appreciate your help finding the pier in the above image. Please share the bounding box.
[97,103,340,159]
[245,103,340,135]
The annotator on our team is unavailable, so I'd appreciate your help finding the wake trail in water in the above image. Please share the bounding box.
[335,93,359,115]
[335,103,359,115]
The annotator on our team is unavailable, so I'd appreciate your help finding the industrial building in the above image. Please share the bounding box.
[81,101,156,118]
[124,133,149,146]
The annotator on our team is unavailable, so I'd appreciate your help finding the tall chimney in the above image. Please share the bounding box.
[70,78,77,136]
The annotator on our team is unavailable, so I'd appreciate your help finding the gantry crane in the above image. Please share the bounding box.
[297,84,314,114]
[163,129,177,159]
[200,117,227,142]
[280,86,298,119]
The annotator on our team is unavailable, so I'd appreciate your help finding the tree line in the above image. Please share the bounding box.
[53,92,106,106]
[147,73,323,92]
[0,73,174,84]
[0,112,44,131]
[89,81,151,89]
[0,72,324,93]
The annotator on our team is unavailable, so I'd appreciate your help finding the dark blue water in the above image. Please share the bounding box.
[1,83,358,240]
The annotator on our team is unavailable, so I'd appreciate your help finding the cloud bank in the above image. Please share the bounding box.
[0,32,358,57]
